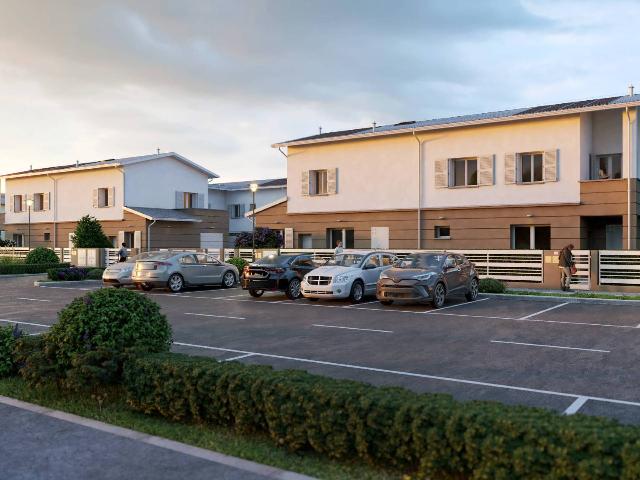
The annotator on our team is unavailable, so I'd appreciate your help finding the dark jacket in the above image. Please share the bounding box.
[559,247,574,267]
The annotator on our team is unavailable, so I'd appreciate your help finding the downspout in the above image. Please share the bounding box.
[46,173,58,247]
[626,106,632,250]
[147,219,157,252]
[278,147,288,159]
[413,130,422,250]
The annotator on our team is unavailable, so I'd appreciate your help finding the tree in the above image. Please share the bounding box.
[234,227,283,248]
[71,215,112,248]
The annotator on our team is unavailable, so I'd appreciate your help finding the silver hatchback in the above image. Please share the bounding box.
[132,251,239,293]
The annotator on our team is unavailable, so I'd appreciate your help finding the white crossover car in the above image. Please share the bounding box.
[301,250,398,303]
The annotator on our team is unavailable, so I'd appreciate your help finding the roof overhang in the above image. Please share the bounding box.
[272,99,640,148]
[124,207,202,222]
[3,163,123,180]
[245,196,287,217]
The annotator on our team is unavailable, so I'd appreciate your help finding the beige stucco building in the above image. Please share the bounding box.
[255,92,640,250]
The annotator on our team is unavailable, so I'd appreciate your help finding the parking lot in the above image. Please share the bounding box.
[2,276,640,425]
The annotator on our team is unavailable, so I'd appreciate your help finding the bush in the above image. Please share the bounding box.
[0,256,24,265]
[235,228,283,248]
[71,215,113,248]
[87,268,105,280]
[227,257,247,273]
[124,353,640,479]
[25,247,60,265]
[47,267,90,281]
[0,324,21,377]
[0,263,68,275]
[20,289,171,390]
[479,277,506,293]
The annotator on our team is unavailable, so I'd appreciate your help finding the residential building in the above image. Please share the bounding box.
[208,178,286,245]
[1,152,228,249]
[254,91,640,250]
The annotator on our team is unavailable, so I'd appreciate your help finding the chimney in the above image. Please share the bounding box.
[319,126,322,134]
[75,160,79,167]
[629,84,635,96]
[372,121,377,132]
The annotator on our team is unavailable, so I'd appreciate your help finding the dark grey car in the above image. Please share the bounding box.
[376,252,479,308]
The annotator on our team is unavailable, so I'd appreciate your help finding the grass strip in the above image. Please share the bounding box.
[505,290,640,301]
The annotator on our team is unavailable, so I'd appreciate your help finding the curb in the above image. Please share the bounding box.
[34,280,103,288]
[484,292,640,306]
[0,395,316,480]
[0,274,47,279]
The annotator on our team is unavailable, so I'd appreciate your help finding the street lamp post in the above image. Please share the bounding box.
[249,183,259,261]
[26,197,33,249]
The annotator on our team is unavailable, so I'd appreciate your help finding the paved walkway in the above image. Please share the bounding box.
[0,396,313,480]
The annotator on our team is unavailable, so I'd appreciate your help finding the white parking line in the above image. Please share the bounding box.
[425,297,490,313]
[344,300,379,307]
[519,303,569,319]
[39,286,94,291]
[490,340,610,353]
[564,396,589,415]
[172,341,640,409]
[312,324,393,333]
[0,319,52,328]
[184,312,246,320]
[224,353,255,362]
[17,298,51,302]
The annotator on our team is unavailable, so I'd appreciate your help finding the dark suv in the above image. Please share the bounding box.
[242,254,317,299]
[376,252,479,308]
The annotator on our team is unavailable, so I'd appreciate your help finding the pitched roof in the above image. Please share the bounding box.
[209,177,286,191]
[124,206,202,222]
[2,152,218,179]
[274,93,640,147]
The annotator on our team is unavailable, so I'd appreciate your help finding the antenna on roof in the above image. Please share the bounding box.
[372,121,377,132]
[629,84,635,96]
[319,126,322,134]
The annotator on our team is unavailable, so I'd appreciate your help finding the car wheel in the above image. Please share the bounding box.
[286,278,302,300]
[349,280,365,304]
[167,273,184,293]
[465,278,479,301]
[222,271,236,288]
[141,283,153,292]
[248,289,264,297]
[432,282,446,308]
[380,299,393,306]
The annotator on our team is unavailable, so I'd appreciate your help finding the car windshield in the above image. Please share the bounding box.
[328,254,365,267]
[140,251,176,262]
[125,252,157,263]
[255,255,291,265]
[396,254,445,269]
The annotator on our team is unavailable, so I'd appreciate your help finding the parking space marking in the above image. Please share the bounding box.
[312,324,393,333]
[0,319,52,328]
[425,297,490,313]
[344,300,379,307]
[184,312,246,320]
[564,396,589,415]
[17,297,52,302]
[490,340,610,353]
[224,353,255,362]
[39,286,94,291]
[172,341,640,409]
[519,302,569,320]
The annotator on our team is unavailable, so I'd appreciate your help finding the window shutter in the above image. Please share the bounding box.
[478,155,495,186]
[43,192,50,211]
[92,189,99,208]
[434,158,448,188]
[544,149,558,182]
[504,153,516,184]
[327,168,338,194]
[8,195,13,213]
[197,193,205,208]
[589,154,595,180]
[228,205,235,218]
[22,194,27,211]
[133,231,142,249]
[108,187,115,207]
[240,204,246,216]
[117,231,125,246]
[284,228,294,248]
[175,191,184,208]
[301,171,310,196]
[69,232,75,248]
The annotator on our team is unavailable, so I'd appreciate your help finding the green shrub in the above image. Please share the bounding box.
[0,263,68,275]
[227,257,248,273]
[47,267,90,281]
[0,256,24,265]
[479,277,506,293]
[71,215,113,247]
[0,324,21,377]
[123,353,640,479]
[25,247,60,265]
[86,268,105,280]
[21,289,171,390]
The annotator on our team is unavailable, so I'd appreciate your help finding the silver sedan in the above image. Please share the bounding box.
[132,251,239,293]
[102,252,158,287]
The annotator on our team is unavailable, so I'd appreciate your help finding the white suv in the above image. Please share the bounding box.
[301,250,397,303]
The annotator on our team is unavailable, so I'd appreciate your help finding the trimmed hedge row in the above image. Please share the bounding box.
[0,263,70,275]
[124,353,640,479]
[47,267,103,281]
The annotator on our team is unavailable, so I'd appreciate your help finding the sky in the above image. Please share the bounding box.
[1,0,639,182]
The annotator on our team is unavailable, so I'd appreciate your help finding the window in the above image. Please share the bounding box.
[364,255,380,269]
[326,228,354,248]
[44,233,50,241]
[510,225,551,249]
[179,254,197,265]
[381,254,396,266]
[435,226,450,239]
[591,154,622,180]
[98,188,109,207]
[310,170,328,195]
[13,195,22,213]
[451,158,477,187]
[229,204,245,219]
[183,192,197,208]
[33,193,45,211]
[519,153,544,183]
[12,234,23,247]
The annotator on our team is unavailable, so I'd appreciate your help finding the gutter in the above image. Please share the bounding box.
[45,173,58,247]
[626,106,633,249]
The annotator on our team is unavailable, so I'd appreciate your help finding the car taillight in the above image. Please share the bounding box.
[153,261,171,269]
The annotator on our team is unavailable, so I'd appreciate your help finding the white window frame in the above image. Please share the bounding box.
[183,192,196,209]
[310,169,328,196]
[518,152,544,184]
[33,193,45,212]
[13,195,23,213]
[435,225,451,240]
[450,158,478,187]
[591,153,622,180]
[510,225,551,249]
[97,188,109,208]
[230,204,243,219]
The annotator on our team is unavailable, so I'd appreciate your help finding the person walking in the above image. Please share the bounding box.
[558,243,575,291]
[334,240,344,255]
[118,242,128,263]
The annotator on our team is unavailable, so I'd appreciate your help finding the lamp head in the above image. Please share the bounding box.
[249,183,259,193]
[26,198,33,207]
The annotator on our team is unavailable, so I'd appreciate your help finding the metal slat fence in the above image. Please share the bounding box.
[599,251,640,285]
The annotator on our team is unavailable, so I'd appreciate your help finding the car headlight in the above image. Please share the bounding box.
[379,271,390,280]
[414,272,436,281]
[334,274,350,283]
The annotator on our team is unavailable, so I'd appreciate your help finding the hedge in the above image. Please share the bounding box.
[124,353,640,479]
[0,263,70,275]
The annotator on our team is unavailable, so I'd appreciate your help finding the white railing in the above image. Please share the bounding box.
[569,250,590,290]
[0,247,70,263]
[599,250,640,285]
[280,248,335,262]
[224,248,279,262]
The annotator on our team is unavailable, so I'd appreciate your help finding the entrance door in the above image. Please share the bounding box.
[326,228,354,248]
[606,224,623,249]
[298,234,312,249]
